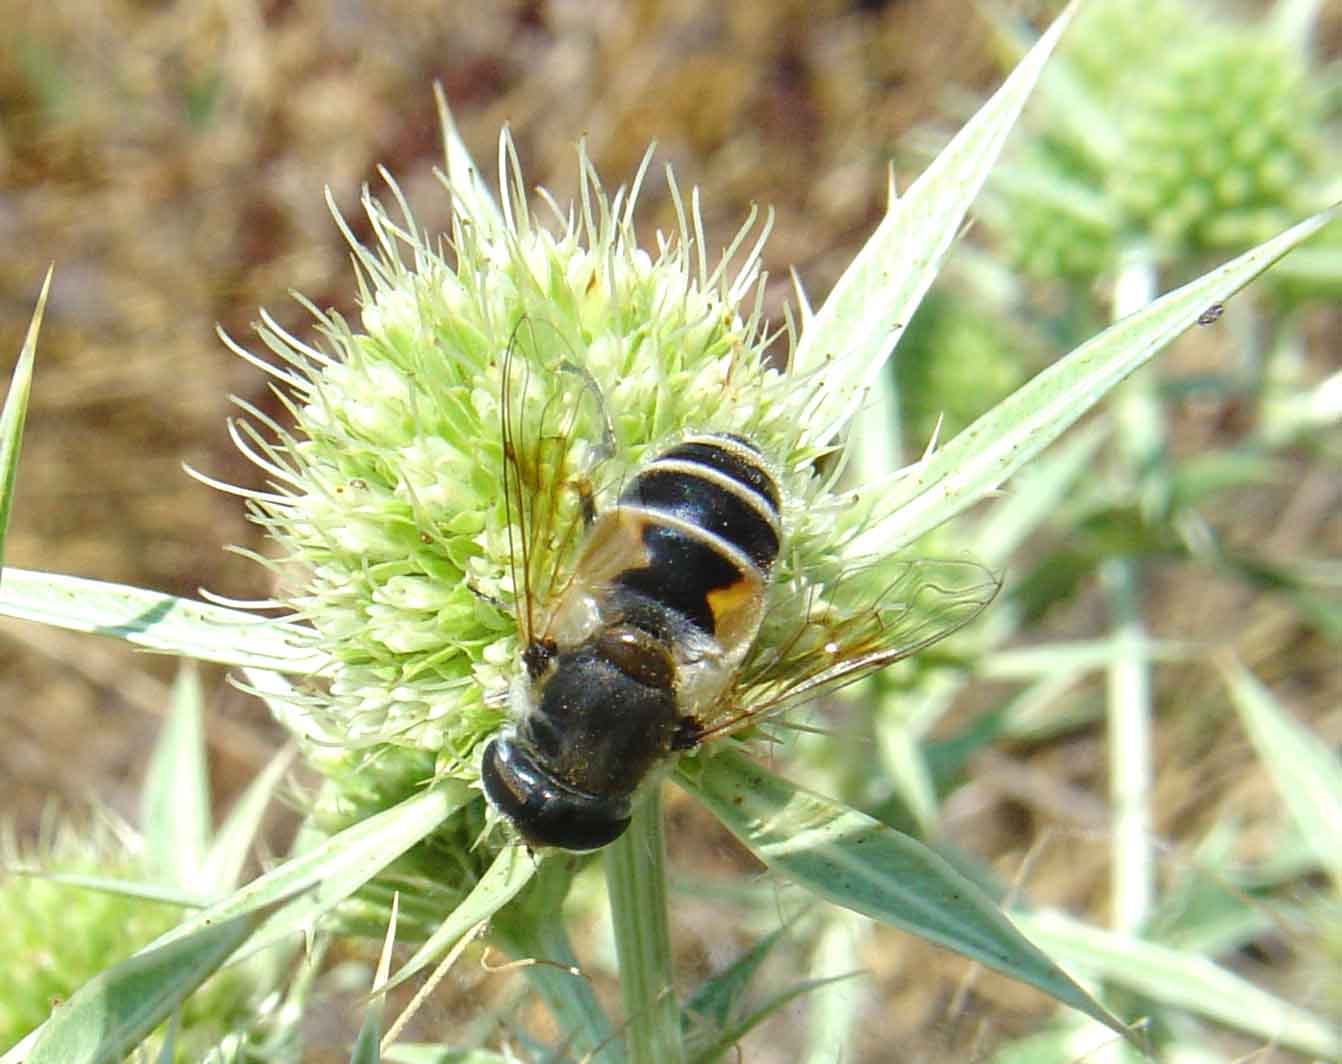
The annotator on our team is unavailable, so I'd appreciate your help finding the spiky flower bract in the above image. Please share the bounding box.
[227,133,888,832]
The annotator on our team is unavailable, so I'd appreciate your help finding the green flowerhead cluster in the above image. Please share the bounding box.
[231,136,860,811]
[993,0,1331,278]
[989,140,1123,280]
[1108,29,1321,251]
[896,289,1026,445]
[1063,0,1194,95]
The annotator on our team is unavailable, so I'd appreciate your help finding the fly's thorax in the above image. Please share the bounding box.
[490,622,681,850]
[516,624,680,800]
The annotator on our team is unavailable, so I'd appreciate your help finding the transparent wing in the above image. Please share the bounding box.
[694,557,1000,742]
[499,319,614,650]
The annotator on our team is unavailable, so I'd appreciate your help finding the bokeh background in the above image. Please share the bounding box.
[3,0,1340,1060]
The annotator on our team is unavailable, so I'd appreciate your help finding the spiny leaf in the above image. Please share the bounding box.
[679,747,1132,1043]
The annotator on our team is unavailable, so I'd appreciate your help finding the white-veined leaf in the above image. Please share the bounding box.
[1017,908,1342,1060]
[143,665,210,892]
[1220,656,1342,892]
[0,568,324,671]
[22,911,254,1064]
[794,3,1078,445]
[387,845,536,991]
[679,747,1132,1043]
[202,745,297,892]
[856,207,1338,555]
[148,782,468,964]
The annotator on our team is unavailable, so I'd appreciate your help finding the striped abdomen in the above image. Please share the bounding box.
[482,434,782,851]
[608,434,781,645]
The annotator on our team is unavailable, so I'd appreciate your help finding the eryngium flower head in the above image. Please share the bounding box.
[224,133,863,807]
[988,0,1330,280]
[1108,28,1323,252]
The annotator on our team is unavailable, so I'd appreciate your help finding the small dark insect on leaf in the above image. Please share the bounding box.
[1196,303,1224,326]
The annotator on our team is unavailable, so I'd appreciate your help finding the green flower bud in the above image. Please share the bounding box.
[1064,0,1193,97]
[895,289,1028,446]
[1107,29,1321,254]
[987,0,1331,282]
[990,142,1123,280]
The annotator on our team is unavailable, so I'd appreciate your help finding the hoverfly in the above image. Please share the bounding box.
[480,328,998,852]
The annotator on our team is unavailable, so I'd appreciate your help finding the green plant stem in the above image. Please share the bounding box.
[604,787,684,1064]
[1102,557,1154,934]
[803,908,866,1064]
[1271,0,1324,52]
[1106,246,1160,936]
[1111,246,1163,483]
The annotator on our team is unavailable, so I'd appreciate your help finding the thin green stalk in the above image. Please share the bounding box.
[1102,557,1155,934]
[803,908,866,1064]
[1105,246,1160,935]
[1271,0,1324,52]
[604,787,684,1064]
[1111,245,1163,484]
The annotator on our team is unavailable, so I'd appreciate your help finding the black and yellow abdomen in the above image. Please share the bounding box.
[482,433,783,851]
[608,434,781,642]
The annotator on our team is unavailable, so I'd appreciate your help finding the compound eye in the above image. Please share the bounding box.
[594,627,674,691]
[482,737,632,852]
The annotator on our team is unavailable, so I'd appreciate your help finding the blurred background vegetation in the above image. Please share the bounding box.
[2,0,1339,1060]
